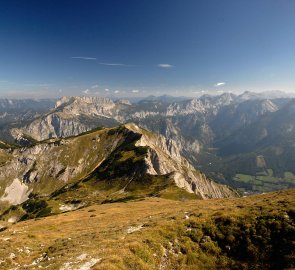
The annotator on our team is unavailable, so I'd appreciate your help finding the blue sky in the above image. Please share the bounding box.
[0,0,295,98]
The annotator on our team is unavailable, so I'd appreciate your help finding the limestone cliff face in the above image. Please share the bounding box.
[166,93,235,116]
[55,96,116,116]
[125,123,237,199]
[10,96,128,141]
[12,113,91,141]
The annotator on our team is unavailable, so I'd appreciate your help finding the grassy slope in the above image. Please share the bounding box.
[0,188,294,270]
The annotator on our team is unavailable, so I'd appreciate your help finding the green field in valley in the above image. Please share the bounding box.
[233,169,295,193]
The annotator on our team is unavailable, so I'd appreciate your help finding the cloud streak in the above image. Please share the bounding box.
[157,64,173,68]
[71,56,134,67]
[71,59,174,69]
[99,62,133,67]
[215,82,226,87]
[71,56,97,60]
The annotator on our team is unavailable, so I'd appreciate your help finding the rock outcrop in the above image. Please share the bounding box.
[126,123,236,199]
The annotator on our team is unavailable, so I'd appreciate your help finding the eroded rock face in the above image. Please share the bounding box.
[12,114,91,141]
[0,132,122,204]
[0,144,73,205]
[10,96,127,142]
[58,96,116,117]
[0,178,30,205]
[126,123,236,199]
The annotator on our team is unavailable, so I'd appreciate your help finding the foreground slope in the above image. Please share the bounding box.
[0,123,236,221]
[0,188,294,269]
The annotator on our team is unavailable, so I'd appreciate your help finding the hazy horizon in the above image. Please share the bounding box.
[1,89,295,101]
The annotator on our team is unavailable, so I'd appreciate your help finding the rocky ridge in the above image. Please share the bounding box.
[0,123,237,223]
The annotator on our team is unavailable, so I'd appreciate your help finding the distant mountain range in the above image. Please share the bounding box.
[1,90,295,193]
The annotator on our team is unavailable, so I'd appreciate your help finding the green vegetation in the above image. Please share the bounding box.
[0,141,10,149]
[101,195,144,204]
[94,130,148,179]
[233,170,295,193]
[0,140,18,149]
[201,143,295,193]
[20,198,52,220]
[0,150,10,166]
[176,212,295,269]
[285,171,295,180]
[0,197,52,222]
[65,126,104,139]
[158,185,200,201]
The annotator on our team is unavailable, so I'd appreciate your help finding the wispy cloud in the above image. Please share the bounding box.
[91,84,99,89]
[71,56,97,60]
[99,62,132,66]
[114,90,120,94]
[104,88,110,92]
[131,89,140,93]
[157,64,173,68]
[82,89,90,94]
[71,57,134,67]
[215,82,226,87]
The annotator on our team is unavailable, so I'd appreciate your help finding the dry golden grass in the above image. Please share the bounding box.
[0,188,294,269]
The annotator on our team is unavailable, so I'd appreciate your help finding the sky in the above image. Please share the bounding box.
[0,0,295,98]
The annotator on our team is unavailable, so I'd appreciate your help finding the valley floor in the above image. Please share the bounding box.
[0,189,294,270]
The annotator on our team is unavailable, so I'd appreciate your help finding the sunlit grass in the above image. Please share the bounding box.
[0,188,294,269]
